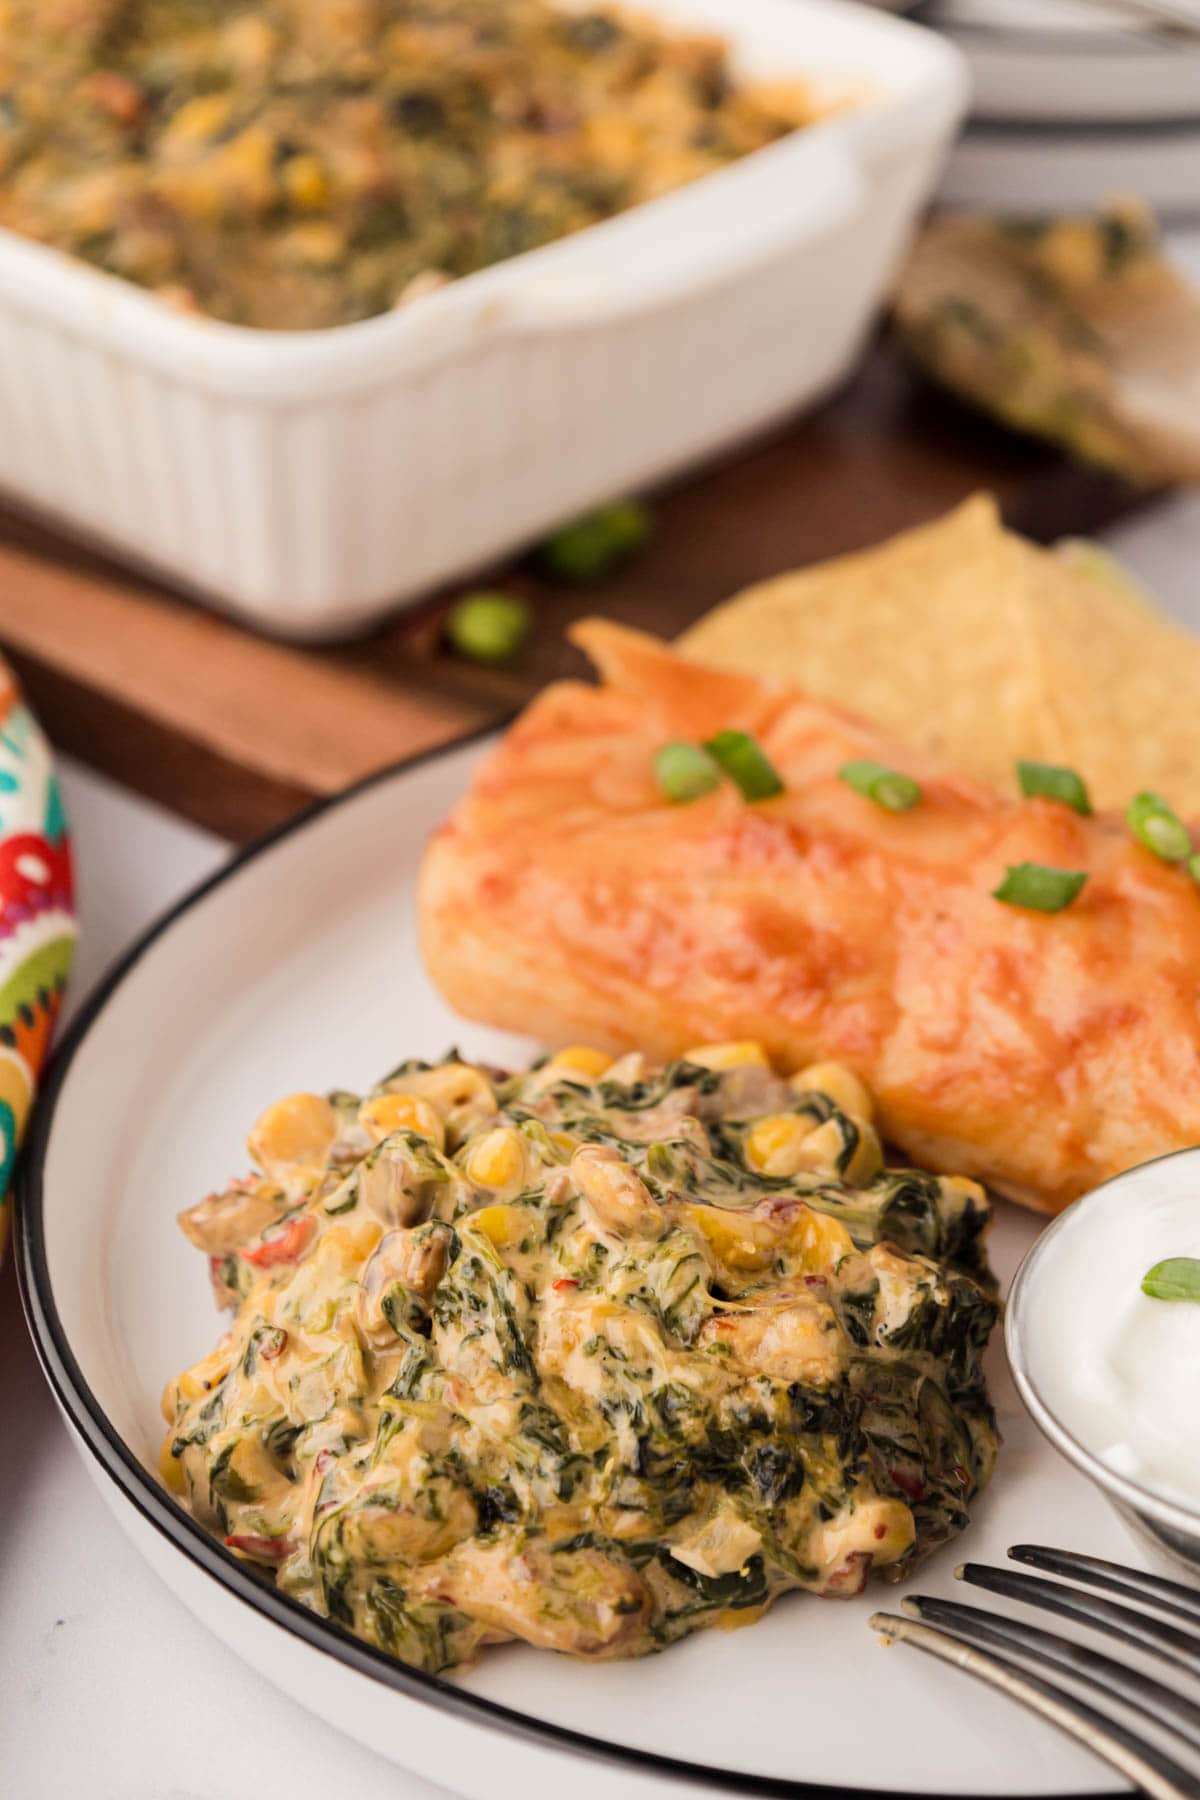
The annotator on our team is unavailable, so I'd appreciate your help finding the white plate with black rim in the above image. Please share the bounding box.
[18,733,1144,1800]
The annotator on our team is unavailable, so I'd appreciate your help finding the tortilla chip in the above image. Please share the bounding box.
[679,495,1060,784]
[680,493,1200,819]
[1029,549,1200,819]
[1053,538,1155,610]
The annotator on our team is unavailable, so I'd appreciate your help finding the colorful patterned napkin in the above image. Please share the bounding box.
[0,663,75,1262]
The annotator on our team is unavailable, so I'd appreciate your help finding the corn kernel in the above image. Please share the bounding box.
[216,127,275,208]
[940,1174,987,1210]
[790,1116,883,1187]
[154,164,224,222]
[547,1046,613,1078]
[318,1217,383,1271]
[163,93,235,146]
[465,1126,528,1192]
[678,1202,775,1272]
[392,1062,494,1117]
[585,113,644,170]
[840,1119,883,1186]
[358,1092,445,1151]
[1037,220,1105,290]
[221,13,278,70]
[177,1344,233,1401]
[280,221,343,266]
[159,1431,187,1495]
[785,1203,855,1272]
[684,1040,769,1071]
[467,1203,528,1249]
[572,1145,663,1240]
[744,1113,814,1177]
[248,1093,338,1173]
[282,153,329,211]
[791,1061,873,1124]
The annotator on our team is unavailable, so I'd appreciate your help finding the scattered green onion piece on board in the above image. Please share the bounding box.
[655,742,721,803]
[992,863,1088,913]
[1142,1257,1200,1303]
[540,500,652,582]
[1126,789,1191,862]
[1016,759,1092,816]
[446,590,531,664]
[838,759,922,813]
[704,730,784,801]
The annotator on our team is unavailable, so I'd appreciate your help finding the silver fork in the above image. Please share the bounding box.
[870,1545,1200,1800]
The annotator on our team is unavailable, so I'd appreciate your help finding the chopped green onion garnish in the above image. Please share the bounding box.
[838,759,922,813]
[992,862,1088,913]
[1016,759,1092,816]
[446,590,531,664]
[655,741,720,804]
[540,500,652,582]
[704,730,784,801]
[1190,852,1200,885]
[1127,789,1192,863]
[1142,1257,1200,1303]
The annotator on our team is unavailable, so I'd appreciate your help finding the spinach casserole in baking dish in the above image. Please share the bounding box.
[163,1044,998,1674]
[0,0,829,330]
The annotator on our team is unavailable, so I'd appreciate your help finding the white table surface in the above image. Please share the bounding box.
[2,490,1199,1798]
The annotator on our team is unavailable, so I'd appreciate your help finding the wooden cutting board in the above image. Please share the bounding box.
[0,334,1148,843]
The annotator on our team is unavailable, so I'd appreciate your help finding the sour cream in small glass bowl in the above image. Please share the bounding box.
[1007,1147,1200,1579]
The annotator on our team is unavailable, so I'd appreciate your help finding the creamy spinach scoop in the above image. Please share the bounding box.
[0,0,825,330]
[163,1044,998,1672]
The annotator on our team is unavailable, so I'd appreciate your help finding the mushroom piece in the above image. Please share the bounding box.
[247,1093,339,1177]
[356,1134,449,1228]
[384,1062,498,1149]
[177,1178,287,1256]
[570,1144,663,1241]
[357,1222,454,1343]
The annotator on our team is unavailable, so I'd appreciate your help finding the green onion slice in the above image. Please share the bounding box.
[838,759,922,813]
[992,862,1088,913]
[445,590,531,664]
[704,731,784,802]
[1127,789,1192,863]
[1189,852,1200,885]
[655,742,721,804]
[1142,1257,1200,1303]
[540,500,652,582]
[1016,759,1092,815]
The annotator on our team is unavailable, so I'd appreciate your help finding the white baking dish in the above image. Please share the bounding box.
[0,0,967,640]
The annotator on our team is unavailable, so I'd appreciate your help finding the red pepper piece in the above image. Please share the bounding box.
[242,1215,316,1269]
[224,1534,297,1562]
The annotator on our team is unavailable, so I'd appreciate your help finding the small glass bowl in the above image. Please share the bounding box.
[1006,1146,1200,1582]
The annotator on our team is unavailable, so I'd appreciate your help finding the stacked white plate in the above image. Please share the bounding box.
[916,0,1200,214]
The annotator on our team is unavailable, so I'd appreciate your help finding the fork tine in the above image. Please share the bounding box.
[958,1561,1200,1675]
[906,1593,1200,1754]
[869,1611,1200,1800]
[1011,1546,1200,1629]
